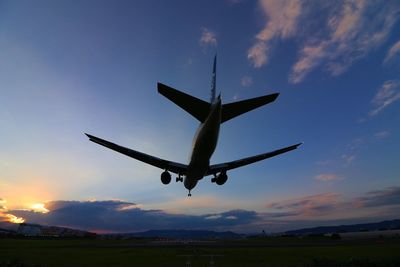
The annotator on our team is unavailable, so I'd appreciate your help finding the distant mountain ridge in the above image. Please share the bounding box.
[1,218,399,238]
[284,219,400,235]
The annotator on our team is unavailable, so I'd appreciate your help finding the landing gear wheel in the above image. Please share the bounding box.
[188,190,192,197]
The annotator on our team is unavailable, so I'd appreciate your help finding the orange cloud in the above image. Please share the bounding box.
[0,199,25,223]
[266,193,342,217]
[5,214,25,224]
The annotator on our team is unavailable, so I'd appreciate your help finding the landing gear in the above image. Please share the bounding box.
[176,174,183,182]
[211,173,217,183]
[188,190,192,197]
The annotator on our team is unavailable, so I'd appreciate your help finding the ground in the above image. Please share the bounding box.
[1,237,399,267]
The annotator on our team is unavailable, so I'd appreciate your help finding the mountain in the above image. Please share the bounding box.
[284,219,400,235]
[0,221,19,232]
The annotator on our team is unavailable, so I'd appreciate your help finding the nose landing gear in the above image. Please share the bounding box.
[188,190,192,197]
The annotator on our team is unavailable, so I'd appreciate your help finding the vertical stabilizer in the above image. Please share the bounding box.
[210,54,217,103]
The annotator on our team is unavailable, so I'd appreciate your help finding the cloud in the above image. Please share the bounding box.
[355,187,400,208]
[248,1,400,82]
[384,40,400,64]
[205,214,222,220]
[341,154,355,165]
[265,187,400,222]
[248,42,269,68]
[289,1,400,83]
[10,200,259,233]
[369,80,400,116]
[0,198,26,224]
[290,42,328,83]
[315,173,343,182]
[248,0,302,67]
[266,193,342,216]
[241,75,253,87]
[374,130,390,139]
[200,27,217,48]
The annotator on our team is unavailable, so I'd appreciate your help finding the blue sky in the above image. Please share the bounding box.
[0,0,399,233]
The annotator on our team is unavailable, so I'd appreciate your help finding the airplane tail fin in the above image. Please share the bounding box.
[158,83,211,122]
[210,54,217,103]
[158,55,279,124]
[221,93,279,123]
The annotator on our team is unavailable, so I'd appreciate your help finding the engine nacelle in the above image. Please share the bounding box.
[214,171,228,185]
[161,171,171,185]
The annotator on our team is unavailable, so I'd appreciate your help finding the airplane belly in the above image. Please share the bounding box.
[186,97,221,192]
[184,176,198,190]
[190,108,221,162]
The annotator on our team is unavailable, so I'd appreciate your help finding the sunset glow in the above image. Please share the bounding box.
[30,203,49,213]
[6,214,25,224]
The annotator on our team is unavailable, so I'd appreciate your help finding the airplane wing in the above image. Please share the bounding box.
[85,134,188,175]
[206,143,302,175]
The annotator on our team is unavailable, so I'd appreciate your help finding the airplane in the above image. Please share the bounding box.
[85,56,301,197]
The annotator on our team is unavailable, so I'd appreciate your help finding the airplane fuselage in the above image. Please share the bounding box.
[185,97,221,190]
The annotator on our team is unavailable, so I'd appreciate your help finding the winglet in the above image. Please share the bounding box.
[85,133,95,140]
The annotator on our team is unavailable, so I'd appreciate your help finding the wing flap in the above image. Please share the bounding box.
[206,143,302,175]
[158,83,211,122]
[221,93,279,123]
[85,133,188,175]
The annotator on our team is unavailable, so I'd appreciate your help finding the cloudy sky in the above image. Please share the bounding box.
[0,0,399,233]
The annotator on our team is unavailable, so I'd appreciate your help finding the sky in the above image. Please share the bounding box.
[0,0,399,233]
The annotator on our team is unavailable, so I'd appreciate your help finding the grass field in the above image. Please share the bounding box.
[1,238,399,267]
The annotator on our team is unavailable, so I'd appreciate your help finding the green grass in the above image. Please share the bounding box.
[1,238,399,267]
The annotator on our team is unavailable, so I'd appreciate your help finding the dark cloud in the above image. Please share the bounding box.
[356,186,400,208]
[263,211,301,218]
[11,200,259,233]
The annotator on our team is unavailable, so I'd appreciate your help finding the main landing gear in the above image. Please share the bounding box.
[176,174,183,182]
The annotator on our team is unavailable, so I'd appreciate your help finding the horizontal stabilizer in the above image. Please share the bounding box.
[206,143,302,175]
[221,93,279,123]
[158,83,211,122]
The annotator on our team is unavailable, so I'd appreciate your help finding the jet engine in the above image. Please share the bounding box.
[211,171,228,185]
[161,171,171,185]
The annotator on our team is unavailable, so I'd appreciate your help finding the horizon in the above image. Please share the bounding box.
[3,217,400,235]
[1,0,399,234]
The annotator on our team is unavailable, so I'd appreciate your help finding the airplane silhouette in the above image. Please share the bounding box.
[86,56,301,196]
